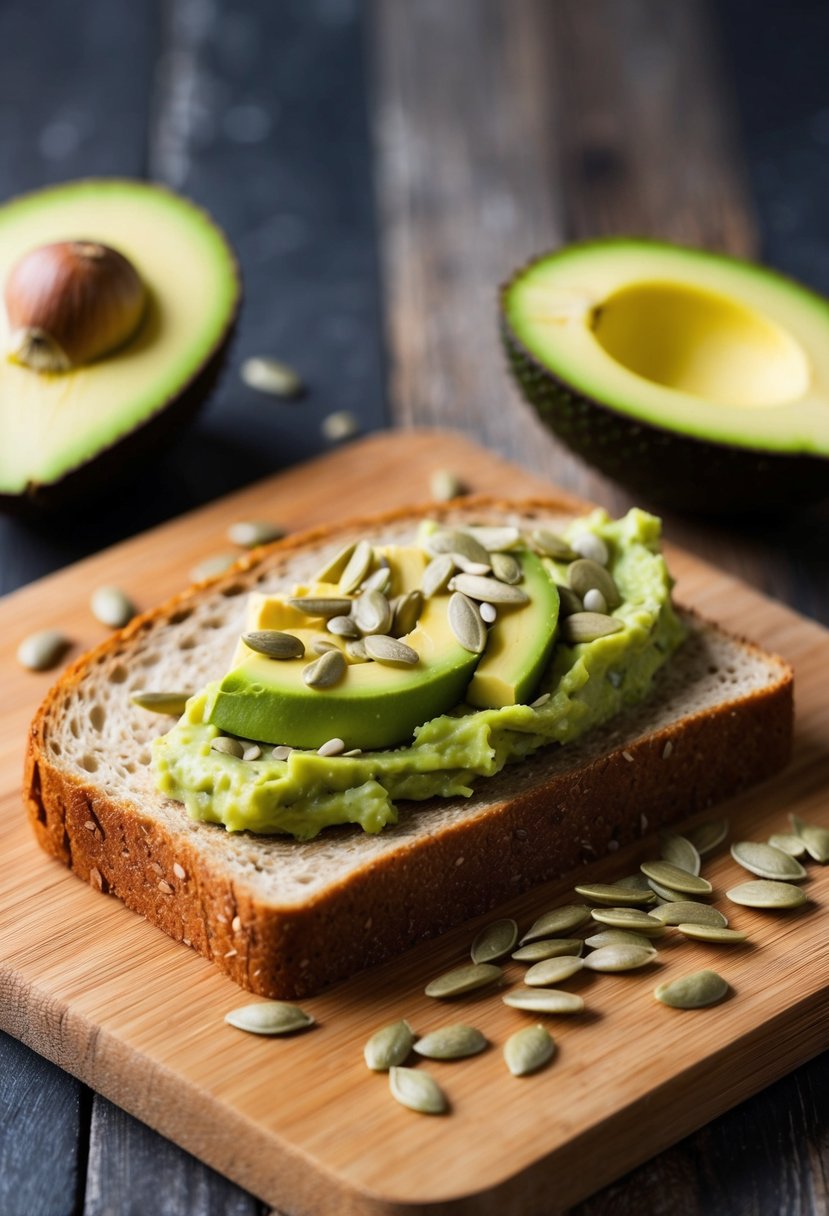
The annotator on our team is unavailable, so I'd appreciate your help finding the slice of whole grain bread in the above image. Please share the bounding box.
[24,498,793,997]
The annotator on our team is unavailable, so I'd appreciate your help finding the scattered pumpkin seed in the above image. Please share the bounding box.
[574,882,657,907]
[583,944,657,972]
[424,962,503,999]
[345,638,370,662]
[429,529,490,565]
[448,592,487,653]
[364,1019,415,1071]
[520,905,592,943]
[227,520,286,548]
[571,532,609,566]
[272,745,293,761]
[470,918,518,964]
[524,956,584,987]
[288,596,353,618]
[466,525,521,552]
[490,552,522,585]
[364,634,419,665]
[654,970,729,1010]
[561,612,624,644]
[584,929,653,950]
[512,939,583,962]
[313,639,340,655]
[615,873,653,892]
[479,601,497,624]
[389,1066,447,1115]
[327,615,361,639]
[649,901,728,927]
[555,584,583,617]
[452,554,491,576]
[646,877,689,903]
[430,468,466,501]
[338,540,374,594]
[90,585,135,628]
[582,588,608,615]
[529,691,550,708]
[676,924,748,944]
[502,988,585,1014]
[392,590,423,637]
[242,630,305,660]
[726,880,808,909]
[130,690,191,716]
[451,573,528,605]
[189,552,238,582]
[354,590,393,636]
[568,559,621,610]
[413,1024,487,1060]
[504,1024,555,1076]
[240,356,304,398]
[303,648,347,688]
[531,529,577,561]
[225,1000,313,1034]
[659,832,701,876]
[640,860,713,897]
[16,628,69,672]
[790,814,829,864]
[313,542,356,584]
[422,553,456,598]
[242,744,262,762]
[731,840,807,882]
[589,907,666,936]
[317,737,345,757]
[768,833,808,859]
[360,566,392,595]
[211,736,244,759]
[321,409,359,442]
[686,817,729,857]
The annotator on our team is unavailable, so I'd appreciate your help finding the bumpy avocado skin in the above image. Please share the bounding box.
[501,269,829,516]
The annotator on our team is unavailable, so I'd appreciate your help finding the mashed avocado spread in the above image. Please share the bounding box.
[152,509,685,839]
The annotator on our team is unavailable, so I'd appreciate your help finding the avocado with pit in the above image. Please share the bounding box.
[502,238,829,512]
[0,179,239,511]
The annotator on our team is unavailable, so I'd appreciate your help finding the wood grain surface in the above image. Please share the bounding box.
[2,431,829,1216]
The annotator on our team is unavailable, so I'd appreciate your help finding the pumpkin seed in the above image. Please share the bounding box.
[470,918,518,964]
[768,833,807,859]
[452,554,491,576]
[90,585,135,628]
[272,745,293,760]
[568,559,621,610]
[361,566,392,595]
[424,962,503,998]
[327,615,361,639]
[227,520,286,548]
[584,929,653,951]
[574,882,656,907]
[303,648,347,688]
[512,939,583,962]
[317,737,345,757]
[16,632,69,671]
[589,907,666,936]
[211,736,243,758]
[571,532,609,566]
[555,585,583,617]
[504,1024,555,1076]
[451,573,528,605]
[640,860,712,897]
[615,873,653,892]
[364,1019,415,1071]
[790,814,829,864]
[659,832,701,876]
[529,691,549,708]
[479,602,497,624]
[524,956,584,987]
[731,840,807,882]
[466,525,521,552]
[242,630,305,660]
[242,744,262,761]
[583,944,657,972]
[288,596,353,618]
[686,817,729,857]
[430,468,465,501]
[448,592,487,653]
[490,552,522,585]
[502,988,585,1014]
[422,554,456,598]
[413,1024,487,1060]
[726,880,808,909]
[130,690,191,716]
[654,970,729,1009]
[313,639,340,655]
[520,905,592,943]
[345,638,371,662]
[646,877,689,903]
[338,540,374,594]
[240,356,303,398]
[364,635,419,665]
[313,542,356,584]
[676,924,748,944]
[531,529,577,560]
[428,529,490,566]
[389,1066,447,1115]
[189,552,238,582]
[353,589,393,636]
[321,409,359,441]
[561,613,624,644]
[649,901,728,927]
[225,1000,313,1034]
[393,590,424,637]
[582,588,608,615]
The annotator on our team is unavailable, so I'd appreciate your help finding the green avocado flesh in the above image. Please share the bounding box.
[502,239,829,510]
[152,510,685,839]
[0,179,238,497]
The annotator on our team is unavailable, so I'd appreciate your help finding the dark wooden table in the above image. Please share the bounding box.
[2,2,829,1213]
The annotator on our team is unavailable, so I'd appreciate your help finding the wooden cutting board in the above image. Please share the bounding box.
[2,430,829,1216]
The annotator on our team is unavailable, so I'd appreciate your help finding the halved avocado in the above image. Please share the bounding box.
[0,179,239,511]
[502,239,829,512]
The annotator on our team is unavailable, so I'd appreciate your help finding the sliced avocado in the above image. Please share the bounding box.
[0,179,239,510]
[501,239,829,512]
[205,546,481,750]
[465,551,559,709]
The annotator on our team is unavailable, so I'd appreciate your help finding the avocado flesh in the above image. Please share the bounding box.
[465,551,559,708]
[503,239,829,511]
[0,179,238,503]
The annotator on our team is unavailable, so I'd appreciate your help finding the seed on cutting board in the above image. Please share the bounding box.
[227,520,286,548]
[470,918,518,964]
[225,1001,314,1035]
[503,988,585,1015]
[659,832,701,876]
[451,573,529,605]
[466,525,521,552]
[646,877,689,903]
[313,542,356,584]
[240,355,304,397]
[640,860,713,897]
[531,529,577,560]
[354,590,393,636]
[190,552,238,582]
[428,528,490,565]
[130,690,191,716]
[303,648,347,689]
[16,629,71,672]
[364,635,419,665]
[731,840,807,882]
[570,532,609,566]
[90,585,135,628]
[568,559,621,610]
[363,1019,415,1071]
[448,592,487,654]
[524,956,584,987]
[288,596,353,618]
[654,970,729,1010]
[676,924,749,944]
[504,1024,556,1077]
[686,817,729,857]
[590,907,666,936]
[584,929,654,951]
[512,939,583,962]
[583,944,657,973]
[490,552,522,585]
[649,901,728,928]
[615,873,653,892]
[211,736,244,758]
[561,612,624,644]
[242,630,305,660]
[413,1024,487,1060]
[424,962,503,999]
[790,814,829,864]
[317,737,345,757]
[422,554,456,598]
[392,590,423,637]
[767,833,808,859]
[338,540,374,594]
[520,905,592,943]
[582,588,607,614]
[430,468,465,501]
[574,882,657,907]
[389,1066,447,1115]
[726,879,808,909]
[321,409,359,442]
